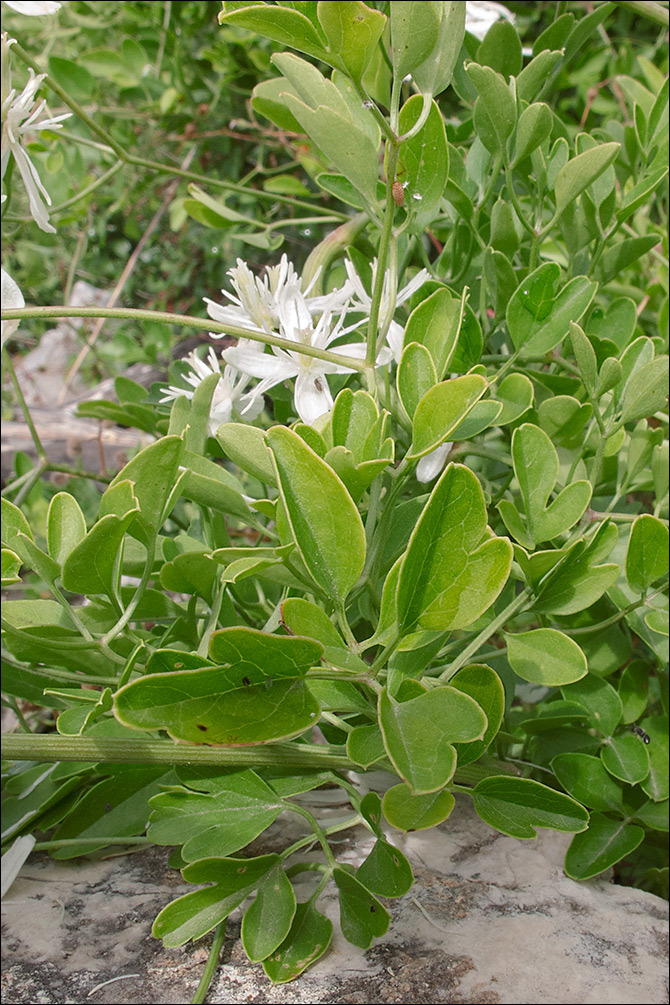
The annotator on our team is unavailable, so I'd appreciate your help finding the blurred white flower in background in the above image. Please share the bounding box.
[1,266,24,346]
[1,32,70,233]
[416,442,454,483]
[465,1,515,41]
[222,284,390,426]
[3,1,61,13]
[205,254,352,336]
[159,347,263,437]
[345,258,430,363]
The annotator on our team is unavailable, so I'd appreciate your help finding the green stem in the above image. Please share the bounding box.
[281,815,362,862]
[504,166,536,238]
[563,599,646,635]
[0,734,356,770]
[2,348,47,461]
[191,922,227,1005]
[439,589,531,681]
[1,307,369,373]
[14,161,124,220]
[366,143,399,367]
[285,803,337,868]
[31,836,152,851]
[101,540,156,645]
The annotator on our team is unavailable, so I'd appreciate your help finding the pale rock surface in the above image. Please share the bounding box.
[1,801,667,1005]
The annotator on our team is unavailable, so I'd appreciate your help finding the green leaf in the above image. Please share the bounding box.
[551,753,624,812]
[397,95,449,211]
[267,425,366,601]
[618,660,650,725]
[1,498,33,548]
[219,4,328,61]
[534,521,620,616]
[507,629,587,686]
[569,321,597,390]
[179,450,251,520]
[241,864,296,963]
[466,63,516,152]
[148,770,282,861]
[495,373,534,425]
[450,664,505,766]
[115,627,322,745]
[507,263,597,357]
[562,675,623,737]
[619,356,670,425]
[48,55,95,100]
[513,102,553,166]
[397,342,437,419]
[409,374,488,459]
[356,839,414,898]
[476,18,522,78]
[262,901,332,984]
[280,597,344,648]
[46,492,87,566]
[596,235,660,286]
[640,717,669,802]
[616,165,669,223]
[379,686,487,794]
[50,766,168,859]
[334,867,390,949]
[489,201,519,257]
[403,287,463,379]
[251,77,304,133]
[61,503,139,598]
[564,814,644,881]
[517,49,563,102]
[389,1,440,80]
[472,776,589,839]
[383,783,456,831]
[397,463,512,632]
[316,0,386,83]
[412,1,465,97]
[510,423,592,546]
[105,435,184,545]
[626,515,669,595]
[553,142,620,221]
[210,544,296,584]
[601,734,650,784]
[1,548,22,587]
[346,724,386,768]
[154,854,279,948]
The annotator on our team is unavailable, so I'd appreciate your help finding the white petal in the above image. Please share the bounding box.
[3,1,61,13]
[279,284,313,340]
[294,371,333,425]
[222,345,298,381]
[416,443,453,483]
[386,321,405,363]
[1,267,24,345]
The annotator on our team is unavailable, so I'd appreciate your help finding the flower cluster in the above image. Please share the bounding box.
[165,255,454,482]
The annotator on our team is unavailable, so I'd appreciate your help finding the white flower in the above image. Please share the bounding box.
[223,284,390,426]
[416,442,453,483]
[205,253,352,335]
[3,1,61,13]
[465,1,515,41]
[1,266,24,346]
[345,258,429,363]
[160,347,263,436]
[1,32,70,233]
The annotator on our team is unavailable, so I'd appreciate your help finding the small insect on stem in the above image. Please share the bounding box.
[392,179,405,208]
[630,724,651,744]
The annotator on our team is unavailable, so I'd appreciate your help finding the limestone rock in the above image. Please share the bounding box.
[1,801,667,1004]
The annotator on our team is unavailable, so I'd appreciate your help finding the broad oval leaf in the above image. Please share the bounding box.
[356,839,414,898]
[472,776,589,838]
[551,753,624,812]
[382,783,456,832]
[554,142,620,220]
[397,463,512,633]
[506,263,597,357]
[262,902,333,984]
[564,814,644,881]
[46,493,86,566]
[397,95,449,211]
[626,514,669,595]
[379,685,487,793]
[267,425,366,601]
[241,864,297,963]
[409,374,488,460]
[600,734,650,784]
[334,867,390,949]
[450,664,505,766]
[506,629,588,686]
